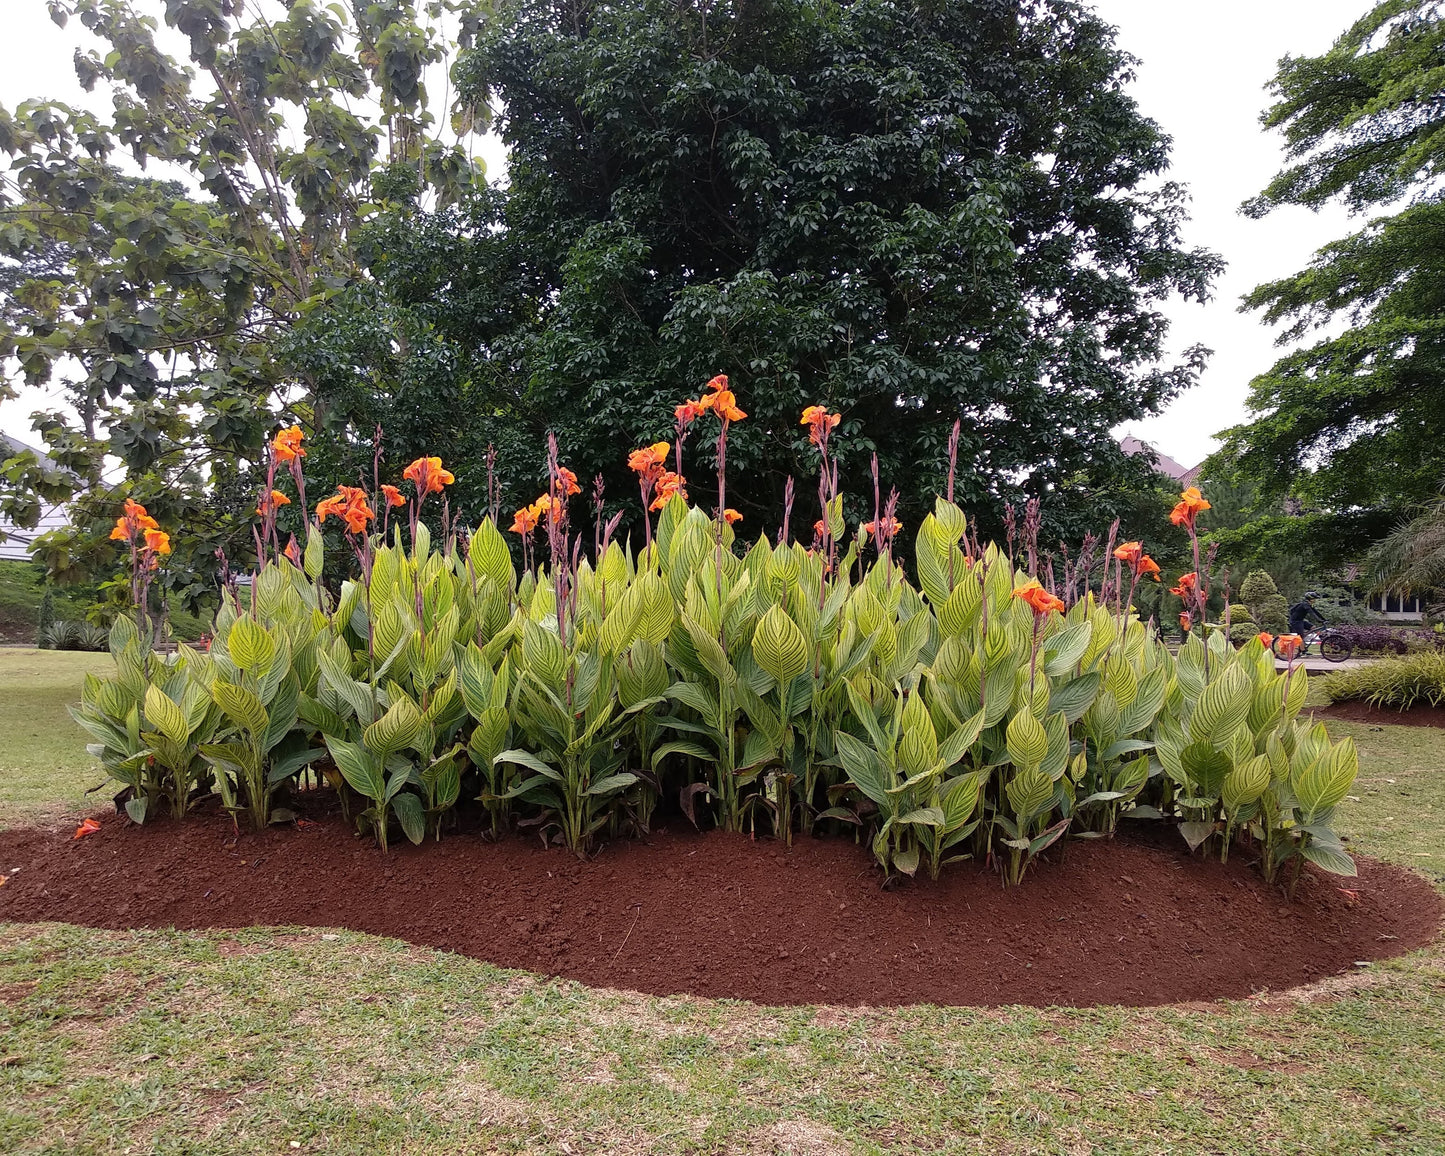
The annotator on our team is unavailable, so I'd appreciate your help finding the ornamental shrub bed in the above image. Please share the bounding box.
[1321,650,1445,711]
[76,382,1360,892]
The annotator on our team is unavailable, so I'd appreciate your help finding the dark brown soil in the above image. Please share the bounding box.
[1312,700,1445,729]
[1,805,1439,1008]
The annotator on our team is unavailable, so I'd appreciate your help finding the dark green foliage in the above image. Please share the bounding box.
[1219,2,1445,550]
[1227,603,1252,623]
[454,0,1220,541]
[35,587,54,648]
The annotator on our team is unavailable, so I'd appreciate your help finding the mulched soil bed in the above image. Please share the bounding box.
[1,804,1440,1008]
[1311,700,1445,729]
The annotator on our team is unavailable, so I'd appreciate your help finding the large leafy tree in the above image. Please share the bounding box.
[454,0,1219,541]
[0,0,493,608]
[1218,0,1445,557]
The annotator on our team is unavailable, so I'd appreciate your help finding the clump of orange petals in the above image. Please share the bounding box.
[1179,611,1192,632]
[403,456,455,494]
[800,405,841,447]
[256,489,291,517]
[143,528,171,556]
[109,498,158,543]
[73,818,101,840]
[509,503,540,535]
[316,485,375,534]
[650,472,687,511]
[862,516,903,538]
[554,466,582,497]
[272,425,305,462]
[1169,486,1211,530]
[1013,578,1066,616]
[1169,572,1198,598]
[1257,631,1275,649]
[1112,540,1161,580]
[628,442,670,479]
[696,375,746,422]
[723,508,743,524]
[381,484,407,508]
[675,399,704,427]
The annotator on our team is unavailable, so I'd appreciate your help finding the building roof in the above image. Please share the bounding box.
[1120,436,1201,486]
[0,434,72,561]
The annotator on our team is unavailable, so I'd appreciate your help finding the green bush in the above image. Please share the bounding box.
[1321,652,1445,710]
[1254,594,1290,633]
[1228,622,1261,645]
[1227,603,1252,623]
[1239,571,1291,633]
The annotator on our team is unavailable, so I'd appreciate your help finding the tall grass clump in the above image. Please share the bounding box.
[71,380,1363,895]
[1321,651,1445,710]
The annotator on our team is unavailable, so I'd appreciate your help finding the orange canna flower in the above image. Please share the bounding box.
[1137,555,1161,580]
[283,535,302,567]
[1276,633,1304,659]
[1256,631,1275,649]
[381,484,407,508]
[317,485,374,534]
[1169,572,1198,598]
[73,817,101,840]
[555,466,582,497]
[272,425,305,462]
[109,498,159,542]
[1169,486,1211,530]
[723,508,743,524]
[1179,611,1192,632]
[142,528,171,556]
[628,442,670,475]
[256,489,291,516]
[704,374,729,394]
[800,405,842,447]
[1113,541,1142,565]
[710,388,746,422]
[1013,578,1066,616]
[675,399,704,427]
[649,472,686,511]
[862,516,903,537]
[509,505,539,535]
[403,456,455,494]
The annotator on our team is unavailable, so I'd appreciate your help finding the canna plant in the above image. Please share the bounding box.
[198,610,323,829]
[70,616,216,823]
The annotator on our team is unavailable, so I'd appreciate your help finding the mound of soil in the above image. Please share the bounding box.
[1,805,1439,1008]
[1312,700,1445,729]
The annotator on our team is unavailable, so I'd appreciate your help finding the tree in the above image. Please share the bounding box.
[1218,1,1445,553]
[0,0,493,607]
[1367,493,1445,616]
[457,0,1219,542]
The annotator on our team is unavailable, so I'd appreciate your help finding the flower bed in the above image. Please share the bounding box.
[77,380,1361,893]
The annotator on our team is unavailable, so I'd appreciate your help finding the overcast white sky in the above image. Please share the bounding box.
[0,0,1371,469]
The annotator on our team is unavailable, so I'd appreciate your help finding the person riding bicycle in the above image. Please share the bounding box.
[1288,591,1327,637]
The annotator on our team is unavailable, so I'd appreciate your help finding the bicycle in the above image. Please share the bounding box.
[1271,627,1352,663]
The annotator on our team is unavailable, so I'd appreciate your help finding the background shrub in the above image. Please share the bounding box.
[1321,651,1445,709]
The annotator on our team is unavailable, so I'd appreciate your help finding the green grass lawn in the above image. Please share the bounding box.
[1,652,1443,1155]
[0,649,115,826]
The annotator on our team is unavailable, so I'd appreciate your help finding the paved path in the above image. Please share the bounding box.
[1275,656,1370,673]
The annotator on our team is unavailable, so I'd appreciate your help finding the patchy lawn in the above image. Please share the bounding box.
[1,653,1442,1154]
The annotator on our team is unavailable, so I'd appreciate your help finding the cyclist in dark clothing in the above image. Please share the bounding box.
[1288,591,1326,636]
